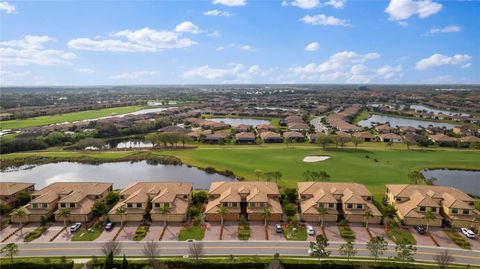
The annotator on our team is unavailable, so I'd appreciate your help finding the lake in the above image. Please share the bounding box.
[410,105,470,117]
[0,161,235,190]
[210,118,270,126]
[422,169,480,196]
[358,115,456,129]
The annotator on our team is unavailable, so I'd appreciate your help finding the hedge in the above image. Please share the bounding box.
[0,261,74,269]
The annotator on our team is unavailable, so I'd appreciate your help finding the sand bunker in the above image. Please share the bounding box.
[303,156,331,163]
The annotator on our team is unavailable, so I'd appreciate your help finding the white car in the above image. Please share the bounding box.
[460,228,476,239]
[307,225,315,235]
[70,222,81,233]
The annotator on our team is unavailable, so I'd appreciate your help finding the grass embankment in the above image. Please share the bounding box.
[71,224,103,241]
[178,224,205,241]
[0,105,143,130]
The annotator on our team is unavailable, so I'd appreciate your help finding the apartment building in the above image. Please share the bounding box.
[0,182,35,207]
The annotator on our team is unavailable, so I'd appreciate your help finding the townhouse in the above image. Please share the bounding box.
[0,182,35,208]
[205,181,283,222]
[298,182,382,224]
[108,182,192,223]
[385,184,479,227]
[11,182,112,223]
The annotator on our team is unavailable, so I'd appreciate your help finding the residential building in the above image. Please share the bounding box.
[378,133,402,143]
[0,182,35,207]
[283,131,305,142]
[385,184,479,227]
[235,132,256,144]
[354,131,375,142]
[108,182,192,223]
[11,182,112,223]
[298,182,382,224]
[260,131,283,143]
[205,181,283,222]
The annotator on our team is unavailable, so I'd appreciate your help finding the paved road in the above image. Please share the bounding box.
[5,241,480,266]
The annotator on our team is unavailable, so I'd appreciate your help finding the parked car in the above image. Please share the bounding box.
[105,222,114,231]
[275,224,282,233]
[461,228,476,239]
[70,222,82,233]
[307,225,315,235]
[308,247,326,256]
[414,226,426,235]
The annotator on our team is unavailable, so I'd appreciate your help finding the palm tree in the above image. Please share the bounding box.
[12,208,26,235]
[473,215,480,236]
[157,204,171,228]
[422,208,436,232]
[262,207,271,227]
[317,207,328,228]
[217,205,228,226]
[116,207,126,227]
[57,208,71,232]
[363,208,373,229]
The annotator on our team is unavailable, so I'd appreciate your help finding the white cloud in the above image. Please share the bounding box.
[287,51,400,83]
[183,63,269,82]
[0,1,16,13]
[208,30,221,37]
[109,71,159,80]
[175,21,200,34]
[68,27,197,52]
[292,0,321,9]
[415,54,472,70]
[213,0,246,6]
[230,43,256,51]
[462,63,472,69]
[428,25,461,34]
[203,9,232,16]
[300,14,349,26]
[325,0,346,8]
[1,35,76,66]
[77,68,95,74]
[305,42,320,51]
[216,46,225,51]
[385,0,442,22]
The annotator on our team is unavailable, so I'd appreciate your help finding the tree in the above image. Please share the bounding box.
[91,201,109,217]
[1,242,18,263]
[352,137,363,149]
[318,171,330,181]
[303,170,313,181]
[157,204,171,228]
[17,191,31,206]
[434,250,454,269]
[271,171,282,184]
[262,207,271,226]
[422,208,436,232]
[309,234,330,263]
[265,253,284,269]
[317,207,328,227]
[254,169,263,180]
[316,134,331,149]
[121,254,129,269]
[106,191,120,205]
[334,135,351,148]
[339,241,357,261]
[57,208,71,232]
[282,188,298,204]
[367,236,388,263]
[116,207,126,227]
[192,191,208,206]
[179,133,191,147]
[395,241,417,263]
[142,240,161,268]
[188,242,204,265]
[383,205,397,225]
[386,141,394,149]
[363,208,373,229]
[145,133,160,148]
[12,208,26,235]
[408,170,424,184]
[101,240,122,256]
[103,251,114,269]
[424,176,437,185]
[217,205,228,226]
[283,203,296,217]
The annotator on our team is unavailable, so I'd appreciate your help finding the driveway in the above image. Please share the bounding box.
[461,234,480,250]
[95,224,120,242]
[35,222,65,242]
[204,222,221,240]
[368,224,393,244]
[408,227,436,247]
[250,221,266,240]
[0,224,22,242]
[323,222,344,242]
[162,223,181,241]
[266,222,285,241]
[429,227,458,248]
[116,222,140,241]
[222,221,237,240]
[4,223,37,243]
[143,222,163,241]
[53,225,75,242]
[305,223,321,241]
[350,223,371,243]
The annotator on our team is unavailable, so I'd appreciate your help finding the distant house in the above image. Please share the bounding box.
[235,132,256,144]
[256,124,273,133]
[354,131,375,142]
[203,133,229,144]
[375,124,394,134]
[233,124,252,133]
[287,122,310,132]
[283,131,305,142]
[307,132,323,143]
[429,134,457,146]
[260,131,283,143]
[459,136,480,143]
[0,182,35,208]
[378,133,402,143]
[399,126,418,134]
[158,126,190,133]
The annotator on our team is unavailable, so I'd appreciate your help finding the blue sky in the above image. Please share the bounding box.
[1,0,479,85]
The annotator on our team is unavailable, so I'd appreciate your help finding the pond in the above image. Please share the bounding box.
[422,169,480,196]
[0,161,236,190]
[358,115,456,129]
[410,105,469,117]
[209,118,270,126]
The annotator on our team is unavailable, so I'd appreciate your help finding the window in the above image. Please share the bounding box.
[95,195,100,199]
[42,203,48,208]
[250,202,256,208]
[396,197,401,202]
[366,197,371,201]
[451,208,458,214]
[222,202,228,207]
[120,195,125,200]
[356,204,363,209]
[32,203,38,209]
[231,202,237,208]
[60,203,66,208]
[70,203,75,208]
[127,203,133,208]
[318,203,324,208]
[136,203,142,208]
[328,203,335,208]
[462,210,469,215]
[155,203,160,208]
[347,204,353,209]
[183,195,188,199]
[419,206,426,212]
[164,203,169,208]
[259,202,265,208]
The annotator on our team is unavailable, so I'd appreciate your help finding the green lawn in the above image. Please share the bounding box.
[387,227,416,245]
[338,225,356,241]
[0,105,143,130]
[133,224,150,241]
[177,224,205,241]
[237,223,250,240]
[24,224,50,242]
[71,224,103,241]
[283,224,307,241]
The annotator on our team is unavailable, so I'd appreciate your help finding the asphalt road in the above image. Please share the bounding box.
[5,240,480,266]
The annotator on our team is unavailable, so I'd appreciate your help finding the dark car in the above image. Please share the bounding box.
[275,224,282,233]
[415,226,426,235]
[105,222,114,231]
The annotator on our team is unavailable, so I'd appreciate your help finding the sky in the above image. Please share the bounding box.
[0,0,479,85]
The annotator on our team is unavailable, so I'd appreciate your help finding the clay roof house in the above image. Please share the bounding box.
[233,124,252,133]
[378,133,402,142]
[287,122,310,132]
[260,131,283,143]
[429,134,457,146]
[0,182,35,207]
[256,124,273,133]
[375,124,394,134]
[283,131,305,142]
[235,132,256,144]
[354,131,375,142]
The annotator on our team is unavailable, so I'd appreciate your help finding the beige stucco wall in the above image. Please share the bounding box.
[404,217,442,227]
[206,213,239,222]
[151,214,185,222]
[345,214,382,224]
[302,214,337,223]
[108,214,143,222]
[248,213,282,222]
